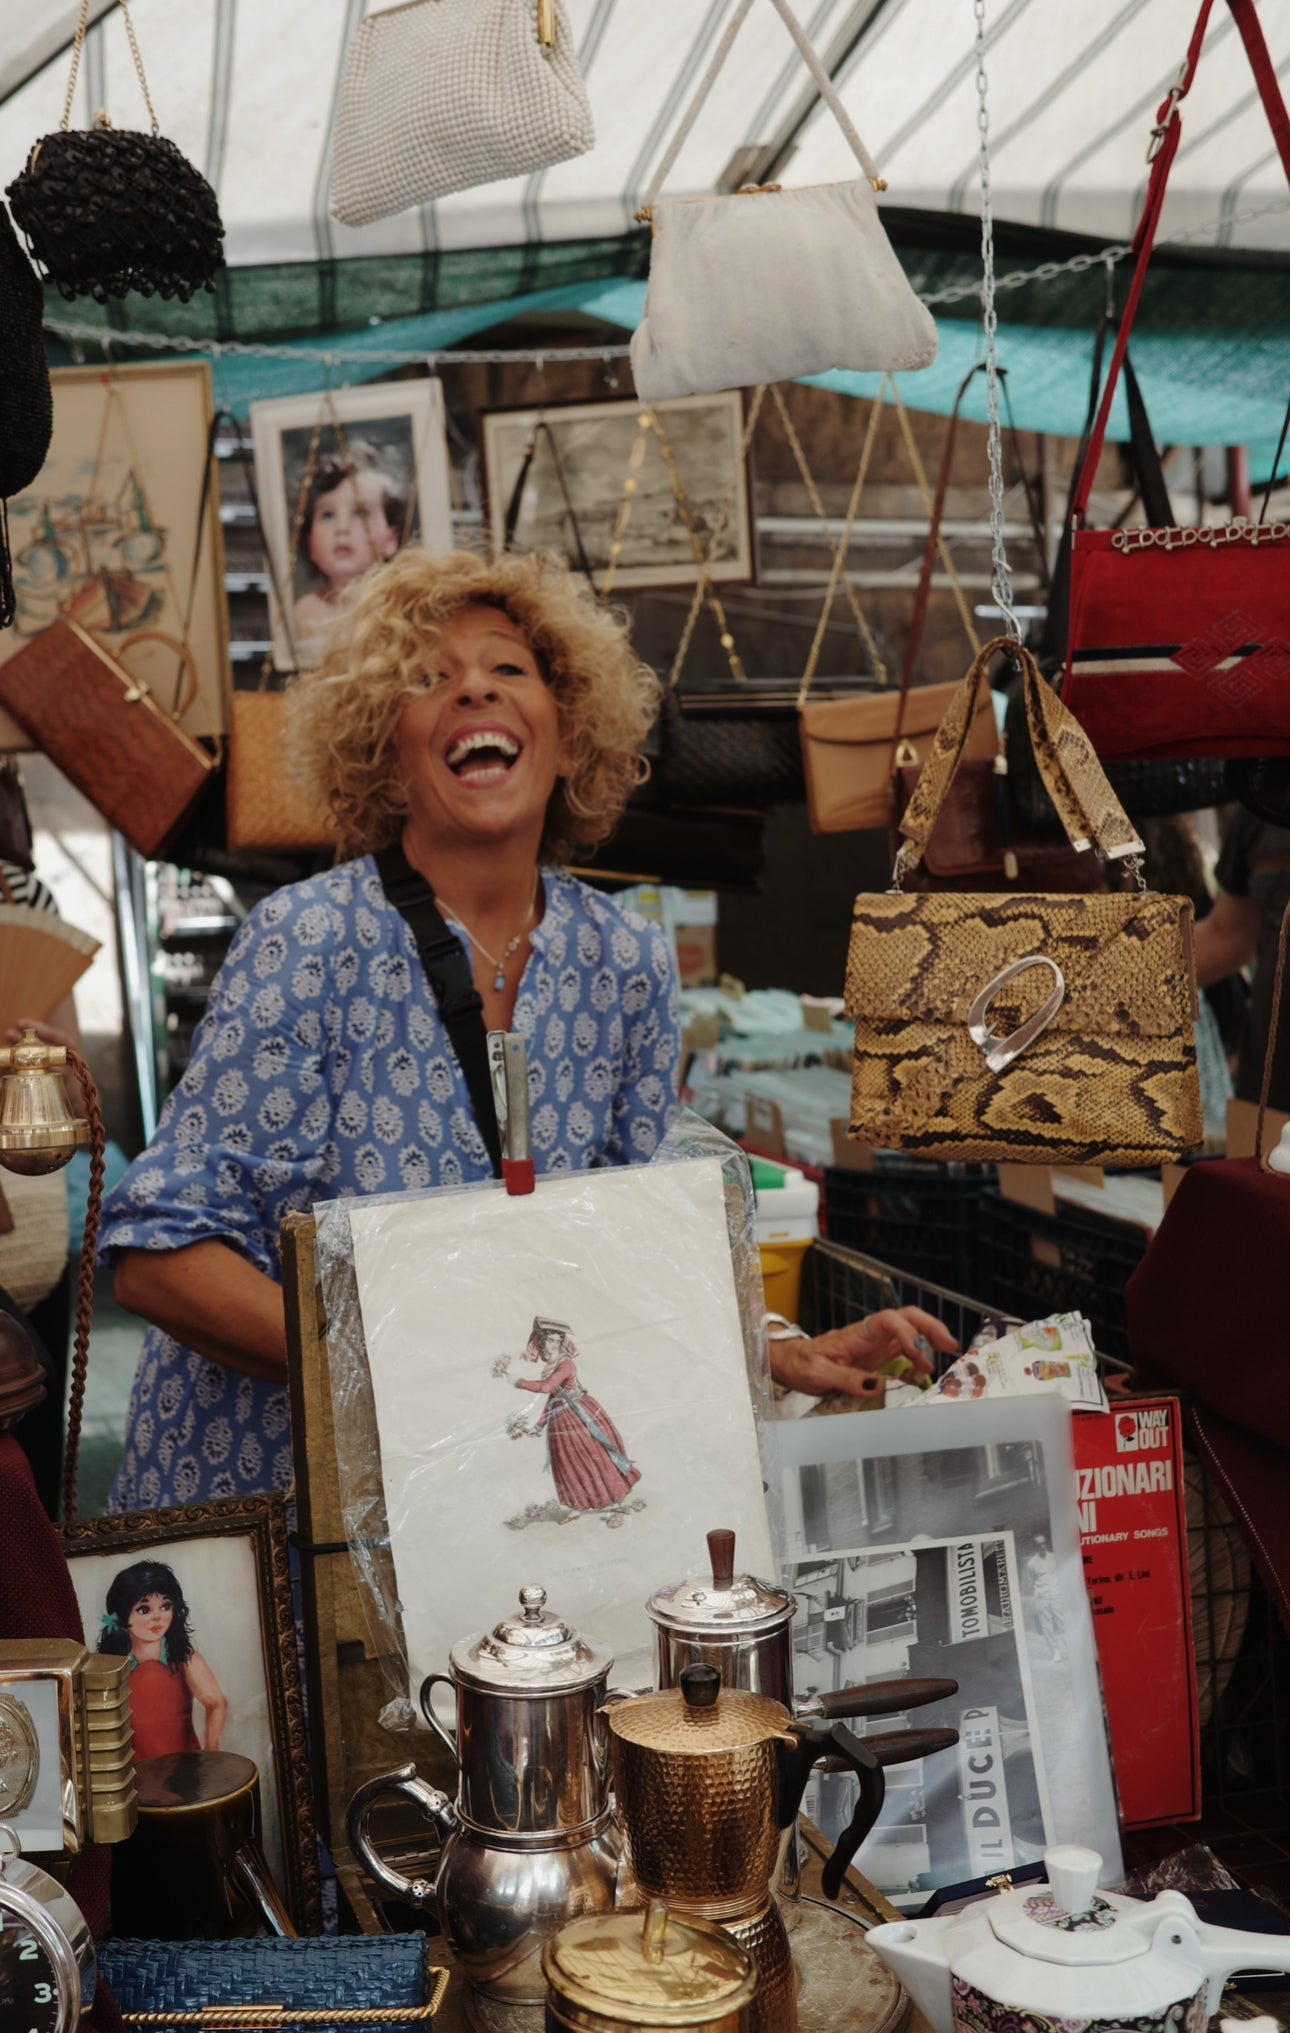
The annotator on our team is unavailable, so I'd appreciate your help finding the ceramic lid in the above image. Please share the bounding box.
[542,1899,757,2023]
[647,1529,794,1635]
[606,1664,794,1752]
[449,1585,613,1693]
[987,1849,1157,1967]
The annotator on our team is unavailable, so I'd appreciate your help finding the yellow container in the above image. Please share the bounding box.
[758,1238,812,1321]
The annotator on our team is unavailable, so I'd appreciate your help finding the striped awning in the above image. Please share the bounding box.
[1,0,1287,284]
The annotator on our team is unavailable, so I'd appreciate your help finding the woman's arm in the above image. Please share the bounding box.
[114,1241,288,1382]
[514,1362,573,1396]
[185,1651,229,1751]
[1192,890,1260,988]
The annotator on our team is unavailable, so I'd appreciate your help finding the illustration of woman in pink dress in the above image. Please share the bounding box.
[513,1318,641,1512]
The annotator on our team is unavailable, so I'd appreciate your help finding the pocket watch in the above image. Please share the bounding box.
[0,1824,96,2033]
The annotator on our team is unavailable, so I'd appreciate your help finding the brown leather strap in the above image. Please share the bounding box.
[894,364,985,759]
[895,637,1143,878]
[1256,900,1290,1171]
[1073,0,1290,523]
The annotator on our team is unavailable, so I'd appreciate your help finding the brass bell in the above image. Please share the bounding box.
[0,1027,90,1176]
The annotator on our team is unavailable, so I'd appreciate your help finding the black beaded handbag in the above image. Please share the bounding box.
[0,204,53,627]
[6,0,224,304]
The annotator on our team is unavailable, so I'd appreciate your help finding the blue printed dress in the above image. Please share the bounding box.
[99,857,680,1513]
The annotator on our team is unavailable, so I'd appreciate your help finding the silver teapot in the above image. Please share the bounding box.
[348,1585,620,2033]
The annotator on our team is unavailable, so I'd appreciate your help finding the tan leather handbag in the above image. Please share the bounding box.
[845,637,1204,1169]
[799,377,998,834]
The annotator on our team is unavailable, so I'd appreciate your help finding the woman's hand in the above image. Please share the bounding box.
[770,1306,958,1397]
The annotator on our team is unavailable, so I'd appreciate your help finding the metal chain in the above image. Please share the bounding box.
[974,0,1020,643]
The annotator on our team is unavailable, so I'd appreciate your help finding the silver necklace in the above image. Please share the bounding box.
[438,878,539,992]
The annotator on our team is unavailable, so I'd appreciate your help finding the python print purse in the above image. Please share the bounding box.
[845,638,1204,1168]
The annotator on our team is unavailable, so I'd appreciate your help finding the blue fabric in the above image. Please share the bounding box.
[99,857,679,1514]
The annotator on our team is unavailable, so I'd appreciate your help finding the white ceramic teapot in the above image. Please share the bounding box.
[867,1846,1290,2033]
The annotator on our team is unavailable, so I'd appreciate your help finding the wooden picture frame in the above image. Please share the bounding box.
[249,379,454,672]
[481,391,755,590]
[0,362,230,753]
[61,1492,321,1931]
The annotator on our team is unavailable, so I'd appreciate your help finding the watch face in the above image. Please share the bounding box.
[0,1919,64,2033]
[0,1695,40,1818]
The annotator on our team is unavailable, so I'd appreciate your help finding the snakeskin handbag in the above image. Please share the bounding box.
[845,638,1204,1168]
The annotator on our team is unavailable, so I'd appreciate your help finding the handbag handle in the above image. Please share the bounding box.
[1071,0,1290,525]
[115,630,202,722]
[638,0,884,217]
[62,0,159,135]
[893,637,1143,886]
[502,418,597,588]
[891,364,991,767]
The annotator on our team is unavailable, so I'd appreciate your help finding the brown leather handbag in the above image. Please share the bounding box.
[0,617,217,859]
[845,637,1204,1169]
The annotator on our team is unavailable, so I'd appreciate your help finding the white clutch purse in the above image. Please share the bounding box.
[630,0,936,403]
[330,0,594,229]
[631,178,939,403]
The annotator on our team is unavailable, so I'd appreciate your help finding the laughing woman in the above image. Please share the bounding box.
[100,549,953,1513]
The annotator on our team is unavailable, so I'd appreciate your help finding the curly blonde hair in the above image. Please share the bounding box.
[286,550,659,863]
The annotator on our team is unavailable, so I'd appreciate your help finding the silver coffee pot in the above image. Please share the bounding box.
[648,1529,960,1729]
[348,1585,620,2033]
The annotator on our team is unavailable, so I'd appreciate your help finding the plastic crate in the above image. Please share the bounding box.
[977,1188,1151,1364]
[822,1158,992,1294]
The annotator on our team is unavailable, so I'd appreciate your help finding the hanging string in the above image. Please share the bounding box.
[973,0,1020,641]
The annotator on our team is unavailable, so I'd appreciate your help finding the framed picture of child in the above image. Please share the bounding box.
[249,379,454,671]
[61,1492,320,1930]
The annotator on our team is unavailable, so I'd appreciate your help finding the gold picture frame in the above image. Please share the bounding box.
[0,361,230,753]
[481,390,756,590]
[61,1491,321,1931]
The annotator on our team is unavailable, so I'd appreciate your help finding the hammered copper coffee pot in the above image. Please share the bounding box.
[607,1666,885,2033]
[606,1663,883,1915]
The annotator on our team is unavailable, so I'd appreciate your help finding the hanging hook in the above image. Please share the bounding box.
[1103,253,1116,321]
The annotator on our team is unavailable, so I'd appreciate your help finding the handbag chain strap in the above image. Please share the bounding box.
[660,391,766,691]
[1072,0,1290,527]
[636,0,885,220]
[797,379,889,708]
[62,0,159,135]
[892,637,1143,889]
[769,383,888,689]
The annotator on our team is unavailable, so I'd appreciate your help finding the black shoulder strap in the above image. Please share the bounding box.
[374,841,503,1178]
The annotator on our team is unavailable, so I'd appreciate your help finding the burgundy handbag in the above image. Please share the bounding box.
[1061,0,1290,763]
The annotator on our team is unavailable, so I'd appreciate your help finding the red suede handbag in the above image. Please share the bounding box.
[1061,0,1290,763]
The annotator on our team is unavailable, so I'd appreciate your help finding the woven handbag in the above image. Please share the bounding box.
[1059,0,1290,762]
[630,0,935,402]
[226,689,331,855]
[330,0,594,229]
[845,637,1203,1168]
[6,0,224,304]
[97,1936,448,2031]
[0,206,53,628]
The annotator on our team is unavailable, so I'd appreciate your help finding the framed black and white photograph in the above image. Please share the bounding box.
[481,392,755,590]
[769,1396,1121,1906]
[62,1492,321,1930]
[250,380,454,671]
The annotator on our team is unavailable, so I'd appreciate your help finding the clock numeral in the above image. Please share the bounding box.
[33,1982,53,2002]
[18,1939,37,1958]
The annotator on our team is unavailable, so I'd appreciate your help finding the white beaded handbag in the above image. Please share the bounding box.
[630,0,937,403]
[329,0,595,229]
